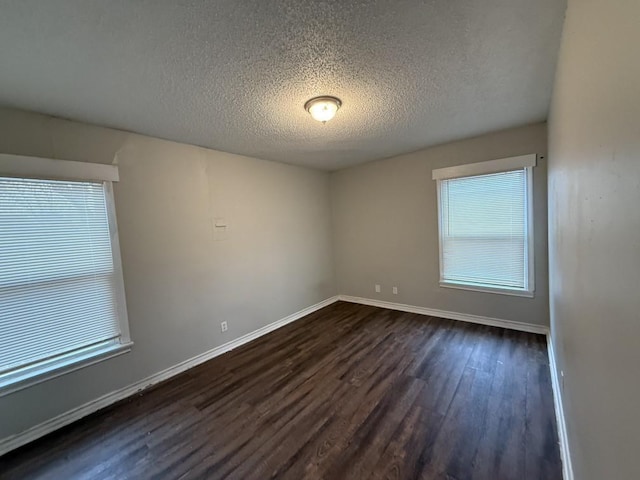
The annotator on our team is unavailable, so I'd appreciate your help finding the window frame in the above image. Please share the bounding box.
[433,155,536,298]
[0,154,132,397]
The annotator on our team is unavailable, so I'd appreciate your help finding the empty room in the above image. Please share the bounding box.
[0,0,638,479]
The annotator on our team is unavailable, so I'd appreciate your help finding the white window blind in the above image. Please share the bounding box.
[437,168,532,293]
[0,177,123,378]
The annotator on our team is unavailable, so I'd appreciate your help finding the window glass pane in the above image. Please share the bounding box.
[440,170,528,289]
[0,177,121,374]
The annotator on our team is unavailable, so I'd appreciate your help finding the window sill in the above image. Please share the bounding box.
[440,281,534,298]
[0,340,133,397]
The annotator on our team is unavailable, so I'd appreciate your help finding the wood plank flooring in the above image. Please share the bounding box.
[0,301,562,480]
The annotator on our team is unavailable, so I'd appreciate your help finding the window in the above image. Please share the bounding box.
[433,155,536,297]
[0,154,131,395]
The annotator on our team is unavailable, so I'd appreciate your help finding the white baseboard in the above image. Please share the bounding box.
[2,293,567,471]
[547,337,574,480]
[338,295,549,335]
[339,295,572,478]
[0,295,340,457]
[340,295,574,478]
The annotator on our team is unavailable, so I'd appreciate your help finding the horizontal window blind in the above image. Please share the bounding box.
[439,169,528,290]
[0,177,121,375]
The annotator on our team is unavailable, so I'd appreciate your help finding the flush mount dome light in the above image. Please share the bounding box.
[304,96,342,123]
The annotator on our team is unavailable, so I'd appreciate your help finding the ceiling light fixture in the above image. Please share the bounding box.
[304,96,342,123]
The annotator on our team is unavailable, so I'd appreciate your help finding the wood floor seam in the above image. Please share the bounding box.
[0,302,562,480]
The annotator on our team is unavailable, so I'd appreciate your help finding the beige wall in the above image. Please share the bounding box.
[0,107,336,439]
[548,0,640,478]
[331,123,549,326]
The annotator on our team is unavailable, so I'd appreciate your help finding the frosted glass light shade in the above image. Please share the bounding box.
[304,96,342,123]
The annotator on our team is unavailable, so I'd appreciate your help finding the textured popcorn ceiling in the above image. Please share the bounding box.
[0,0,565,170]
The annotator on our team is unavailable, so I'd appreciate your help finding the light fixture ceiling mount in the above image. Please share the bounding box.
[304,96,342,123]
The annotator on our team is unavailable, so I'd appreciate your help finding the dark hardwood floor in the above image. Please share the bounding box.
[0,301,562,480]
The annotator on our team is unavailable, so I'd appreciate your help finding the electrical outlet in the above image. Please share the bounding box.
[375,284,381,293]
[221,321,228,332]
[392,286,398,295]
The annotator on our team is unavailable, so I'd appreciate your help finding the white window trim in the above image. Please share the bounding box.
[434,154,536,298]
[431,153,536,180]
[0,153,119,182]
[0,340,132,397]
[0,154,132,397]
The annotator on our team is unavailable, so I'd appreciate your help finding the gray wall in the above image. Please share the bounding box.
[548,0,640,478]
[331,123,549,326]
[0,107,336,438]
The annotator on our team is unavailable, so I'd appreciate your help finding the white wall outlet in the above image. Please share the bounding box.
[392,286,398,294]
[221,321,228,332]
[375,284,381,293]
